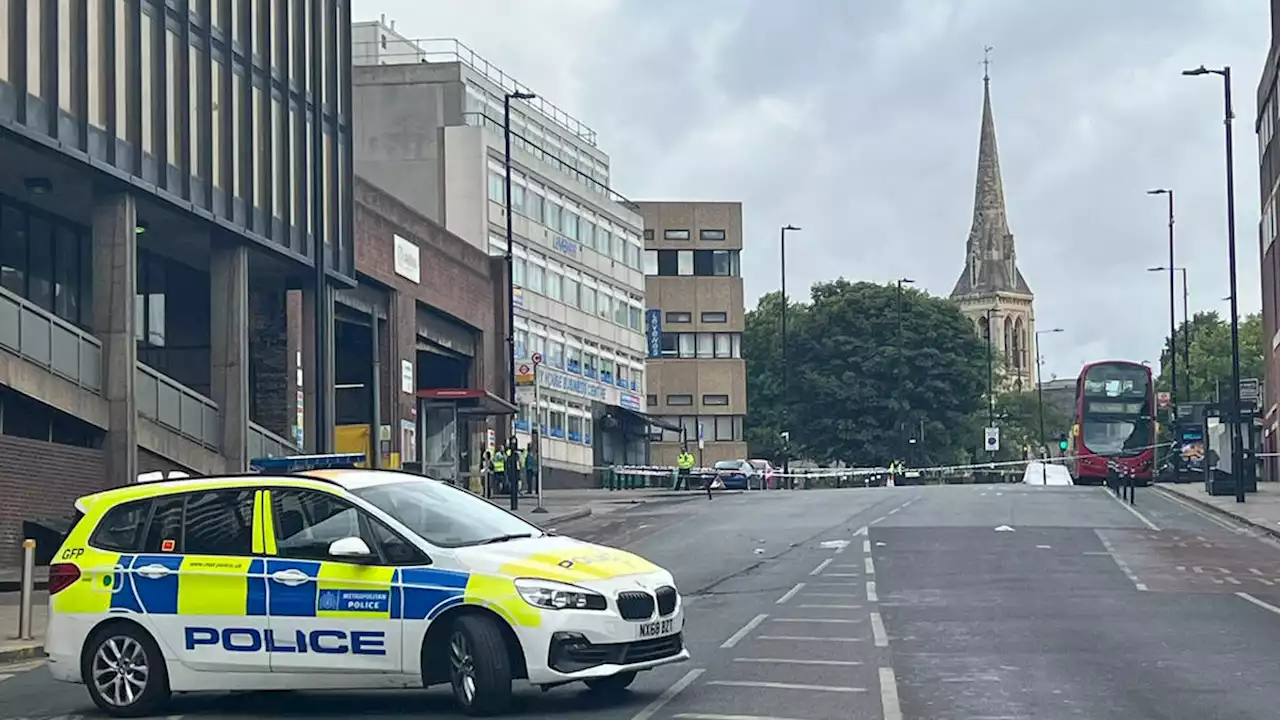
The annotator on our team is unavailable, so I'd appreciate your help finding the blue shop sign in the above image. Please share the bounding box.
[620,393,642,412]
[552,236,579,258]
[540,367,609,402]
[645,309,662,358]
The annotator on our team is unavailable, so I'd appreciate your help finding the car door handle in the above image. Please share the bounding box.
[270,569,313,586]
[135,564,172,580]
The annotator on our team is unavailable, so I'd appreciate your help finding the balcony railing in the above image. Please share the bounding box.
[135,363,219,450]
[249,422,299,460]
[0,285,102,393]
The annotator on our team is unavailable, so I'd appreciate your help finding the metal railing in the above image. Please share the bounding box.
[249,421,299,460]
[135,363,220,450]
[0,285,102,393]
[353,37,598,146]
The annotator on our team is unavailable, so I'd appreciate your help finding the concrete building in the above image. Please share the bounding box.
[1257,0,1280,481]
[350,22,649,487]
[0,1,351,556]
[950,69,1038,391]
[637,202,748,467]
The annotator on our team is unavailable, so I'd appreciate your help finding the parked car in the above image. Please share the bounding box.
[748,459,776,489]
[712,460,754,490]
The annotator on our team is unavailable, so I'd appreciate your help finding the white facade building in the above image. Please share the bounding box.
[352,23,648,485]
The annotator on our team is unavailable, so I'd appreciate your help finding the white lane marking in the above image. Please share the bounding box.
[675,715,813,720]
[809,582,862,588]
[1106,487,1161,530]
[888,507,900,515]
[776,582,805,604]
[1097,533,1148,591]
[870,516,888,525]
[810,558,833,576]
[821,573,861,578]
[865,557,876,575]
[831,563,863,569]
[867,580,879,602]
[863,539,872,553]
[706,680,867,693]
[773,617,863,624]
[834,545,846,554]
[1238,591,1280,616]
[800,604,863,609]
[757,635,864,642]
[854,526,868,536]
[631,668,705,720]
[734,657,864,666]
[879,667,903,720]
[804,592,862,598]
[1154,487,1239,530]
[721,614,769,648]
[870,612,889,647]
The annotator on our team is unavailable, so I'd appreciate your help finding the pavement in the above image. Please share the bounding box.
[1157,480,1280,536]
[9,483,1280,717]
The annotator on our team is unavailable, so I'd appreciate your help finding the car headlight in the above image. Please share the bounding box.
[514,578,608,610]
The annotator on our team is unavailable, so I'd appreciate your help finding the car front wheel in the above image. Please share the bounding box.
[81,624,171,718]
[448,614,514,716]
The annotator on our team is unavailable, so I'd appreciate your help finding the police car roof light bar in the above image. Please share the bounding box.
[249,453,367,473]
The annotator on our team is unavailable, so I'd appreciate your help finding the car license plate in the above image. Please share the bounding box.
[637,618,675,638]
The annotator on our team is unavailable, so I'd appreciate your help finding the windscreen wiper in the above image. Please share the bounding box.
[477,533,536,545]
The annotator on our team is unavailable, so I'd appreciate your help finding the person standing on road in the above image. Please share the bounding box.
[525,444,540,495]
[676,446,695,490]
[506,435,521,499]
[491,447,507,496]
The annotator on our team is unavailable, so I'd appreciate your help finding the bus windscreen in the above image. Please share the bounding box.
[1080,363,1153,457]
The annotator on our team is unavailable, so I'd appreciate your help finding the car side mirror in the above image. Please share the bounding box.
[328,536,374,562]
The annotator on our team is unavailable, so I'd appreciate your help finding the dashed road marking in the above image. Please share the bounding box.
[810,558,833,575]
[775,582,805,604]
[758,635,864,642]
[675,714,813,720]
[867,580,879,602]
[721,614,769,649]
[870,516,888,525]
[773,617,863,624]
[853,526,868,536]
[865,557,876,575]
[863,539,872,553]
[879,667,903,720]
[800,603,862,609]
[1098,533,1148,591]
[631,668,705,720]
[733,657,863,666]
[831,563,863,569]
[821,573,861,578]
[804,592,862,598]
[1105,487,1160,530]
[706,680,867,693]
[871,612,889,647]
[1238,591,1280,617]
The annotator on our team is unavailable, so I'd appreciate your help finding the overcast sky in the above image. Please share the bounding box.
[352,0,1269,382]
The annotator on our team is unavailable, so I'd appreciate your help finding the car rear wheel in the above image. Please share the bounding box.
[81,624,171,718]
[584,671,637,694]
[448,615,513,716]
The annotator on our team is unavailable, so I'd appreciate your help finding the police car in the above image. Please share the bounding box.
[45,455,688,717]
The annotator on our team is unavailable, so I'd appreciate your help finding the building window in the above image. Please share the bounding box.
[654,249,741,277]
[666,394,693,406]
[666,311,691,324]
[656,250,678,276]
[660,332,678,358]
[647,394,658,407]
[664,229,690,240]
[567,415,583,442]
[488,170,504,203]
[701,311,727,323]
[549,410,566,439]
[629,305,642,331]
[644,229,654,242]
[700,229,726,241]
[136,251,168,348]
[548,340,564,368]
[566,345,581,373]
[696,333,713,359]
[678,251,693,276]
[643,249,658,275]
[714,415,743,442]
[563,275,579,308]
[703,394,729,406]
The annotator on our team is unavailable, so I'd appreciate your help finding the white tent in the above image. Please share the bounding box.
[1022,462,1073,486]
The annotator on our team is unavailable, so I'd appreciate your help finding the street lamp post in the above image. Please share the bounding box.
[1035,327,1064,484]
[1183,64,1245,503]
[984,309,996,429]
[1149,266,1192,401]
[780,224,800,488]
[896,278,915,464]
[504,90,535,511]
[1146,189,1178,416]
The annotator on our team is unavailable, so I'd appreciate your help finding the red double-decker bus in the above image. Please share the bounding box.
[1065,360,1157,485]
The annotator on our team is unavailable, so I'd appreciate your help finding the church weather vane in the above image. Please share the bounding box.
[982,45,993,81]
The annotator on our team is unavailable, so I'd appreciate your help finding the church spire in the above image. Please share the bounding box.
[951,50,1031,299]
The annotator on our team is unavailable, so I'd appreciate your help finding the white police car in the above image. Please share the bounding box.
[45,459,688,716]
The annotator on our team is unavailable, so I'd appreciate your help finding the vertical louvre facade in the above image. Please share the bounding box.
[0,0,353,279]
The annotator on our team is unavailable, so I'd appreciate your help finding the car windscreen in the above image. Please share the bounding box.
[352,479,543,548]
[713,461,742,470]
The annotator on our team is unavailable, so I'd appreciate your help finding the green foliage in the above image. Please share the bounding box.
[744,280,988,466]
[1155,311,1263,403]
[980,389,1073,462]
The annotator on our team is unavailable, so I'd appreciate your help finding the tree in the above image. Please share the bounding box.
[1156,311,1263,403]
[977,389,1073,462]
[744,280,989,466]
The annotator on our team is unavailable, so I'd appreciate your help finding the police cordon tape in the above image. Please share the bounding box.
[590,439,1172,482]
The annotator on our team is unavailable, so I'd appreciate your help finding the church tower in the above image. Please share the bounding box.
[950,57,1038,391]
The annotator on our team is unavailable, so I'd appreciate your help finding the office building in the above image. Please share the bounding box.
[351,21,649,486]
[0,0,351,555]
[638,201,748,467]
[1257,0,1280,481]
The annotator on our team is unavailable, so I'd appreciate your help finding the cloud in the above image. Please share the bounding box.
[352,0,1270,381]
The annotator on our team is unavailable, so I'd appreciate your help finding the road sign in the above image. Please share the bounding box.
[516,363,534,386]
[1157,391,1171,410]
[984,427,1000,452]
[1240,378,1260,404]
[531,352,543,365]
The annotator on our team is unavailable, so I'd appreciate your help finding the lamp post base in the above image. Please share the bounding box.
[531,506,549,514]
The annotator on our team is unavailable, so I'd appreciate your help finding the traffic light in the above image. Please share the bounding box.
[1058,433,1069,452]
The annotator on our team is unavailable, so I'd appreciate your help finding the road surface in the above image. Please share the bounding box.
[5,483,1280,718]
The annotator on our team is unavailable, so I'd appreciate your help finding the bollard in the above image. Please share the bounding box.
[19,538,35,641]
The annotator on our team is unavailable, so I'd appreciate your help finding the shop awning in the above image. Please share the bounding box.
[614,406,681,432]
[416,388,517,416]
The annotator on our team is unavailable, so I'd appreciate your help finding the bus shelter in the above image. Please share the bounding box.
[415,388,517,485]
